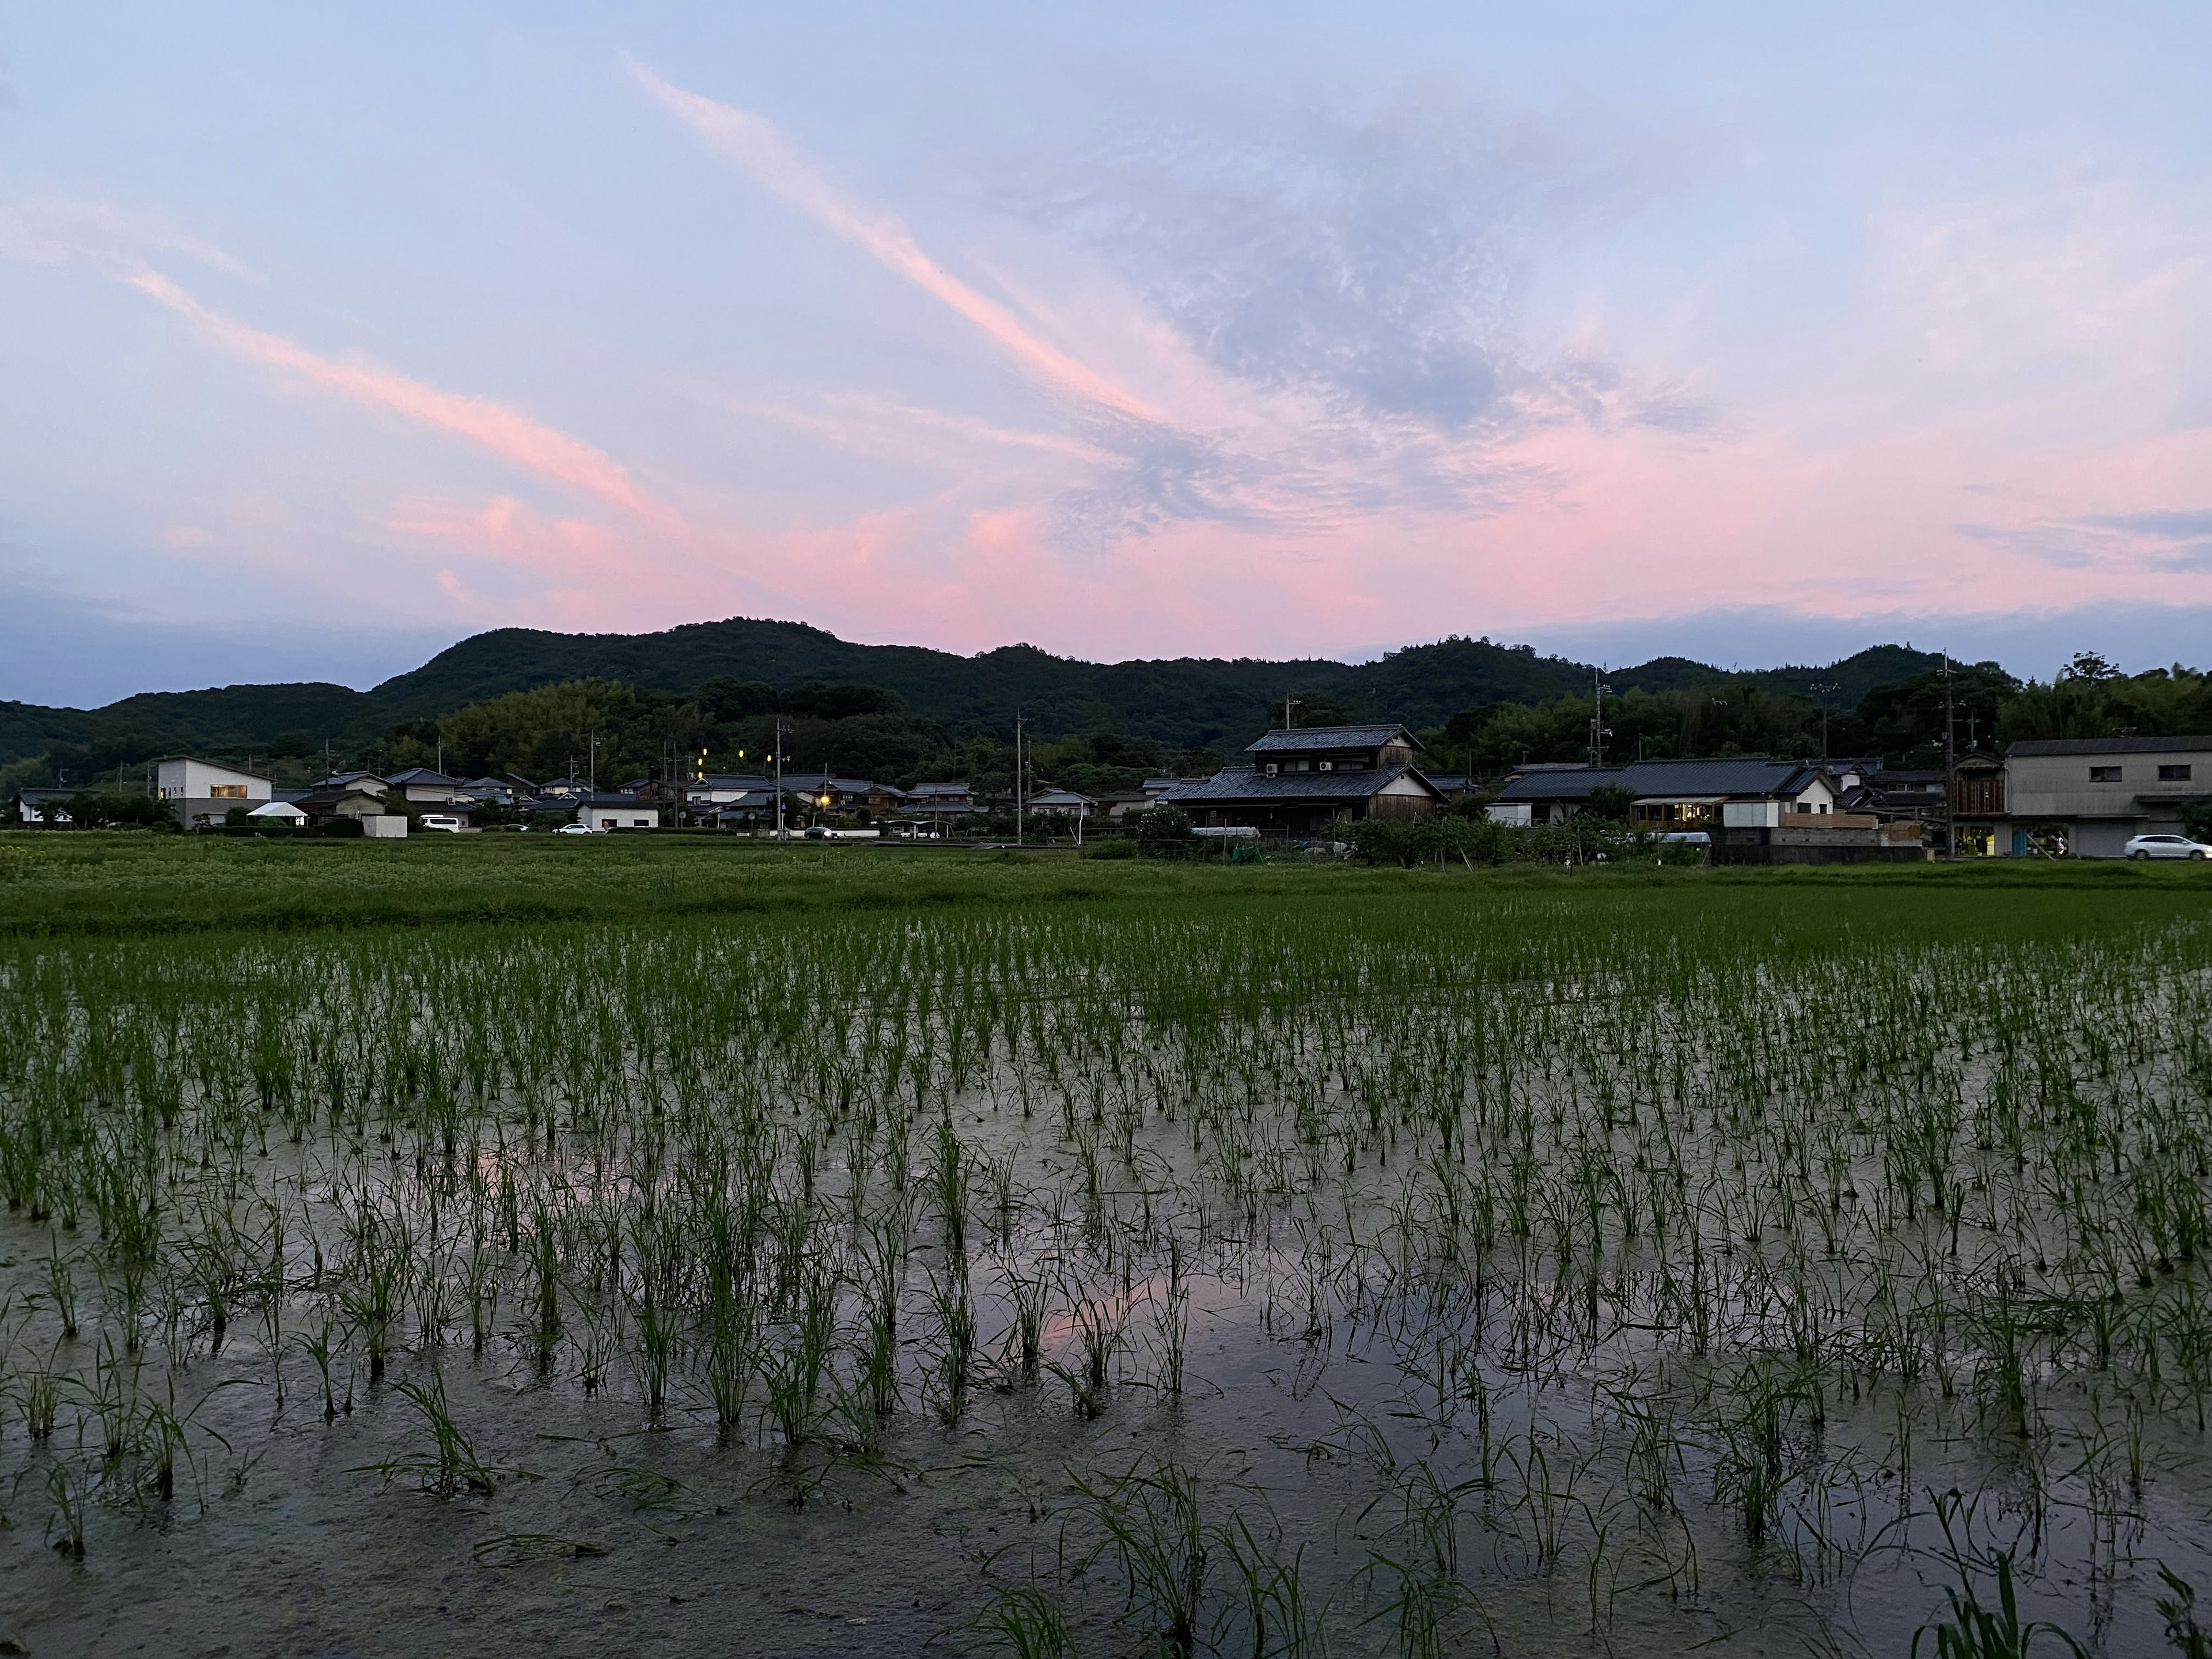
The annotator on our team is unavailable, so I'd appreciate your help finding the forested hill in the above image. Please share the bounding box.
[0,615,1941,773]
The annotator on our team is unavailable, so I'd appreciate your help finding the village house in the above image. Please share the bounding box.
[381,767,476,807]
[1488,756,1840,828]
[155,756,272,828]
[1487,756,1922,864]
[296,784,396,828]
[786,775,905,818]
[1158,724,1447,836]
[684,772,776,808]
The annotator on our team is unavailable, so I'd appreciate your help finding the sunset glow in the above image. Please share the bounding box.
[2,5,2207,700]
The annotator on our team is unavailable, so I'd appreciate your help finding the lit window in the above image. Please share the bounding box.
[209,784,248,799]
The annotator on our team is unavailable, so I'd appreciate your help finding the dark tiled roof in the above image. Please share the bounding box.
[2008,736,2212,756]
[1159,765,1442,804]
[1494,758,1819,802]
[1247,724,1421,755]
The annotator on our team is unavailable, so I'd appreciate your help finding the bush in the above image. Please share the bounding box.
[1123,804,1195,847]
[1083,839,1135,860]
[320,816,365,838]
[1344,812,1679,869]
[58,792,178,831]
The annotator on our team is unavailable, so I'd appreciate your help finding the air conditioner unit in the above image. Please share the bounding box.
[1318,761,1334,772]
[1265,763,1278,777]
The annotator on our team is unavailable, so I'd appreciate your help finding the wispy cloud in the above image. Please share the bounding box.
[127,270,684,531]
[0,195,256,278]
[631,61,1164,425]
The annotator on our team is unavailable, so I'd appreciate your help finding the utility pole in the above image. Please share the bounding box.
[1589,667,1613,768]
[773,719,787,840]
[1941,654,1957,859]
[1810,681,1840,761]
[588,731,599,796]
[1014,710,1025,849]
[1284,696,1301,731]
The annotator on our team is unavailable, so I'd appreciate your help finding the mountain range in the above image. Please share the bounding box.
[0,616,1943,771]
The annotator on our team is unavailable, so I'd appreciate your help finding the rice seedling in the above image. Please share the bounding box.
[2,859,2211,1652]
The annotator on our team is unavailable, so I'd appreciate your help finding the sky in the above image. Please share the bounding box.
[2,2,2209,707]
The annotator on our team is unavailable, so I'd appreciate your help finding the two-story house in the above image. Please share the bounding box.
[1157,724,1446,836]
[1972,737,2212,858]
[155,756,272,828]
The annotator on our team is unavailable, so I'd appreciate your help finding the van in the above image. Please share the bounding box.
[419,814,466,834]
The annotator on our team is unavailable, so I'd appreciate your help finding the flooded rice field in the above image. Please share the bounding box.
[4,891,2212,1655]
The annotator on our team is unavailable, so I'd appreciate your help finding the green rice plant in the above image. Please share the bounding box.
[2156,1565,2211,1658]
[932,1115,974,1259]
[1065,1458,1211,1658]
[1218,1508,1326,1659]
[90,1331,142,1466]
[930,1262,979,1425]
[46,1460,86,1559]
[957,1582,1074,1659]
[703,1275,757,1444]
[1147,1234,1191,1398]
[358,1367,510,1500]
[996,1253,1052,1384]
[1910,1551,2088,1658]
[45,1237,79,1340]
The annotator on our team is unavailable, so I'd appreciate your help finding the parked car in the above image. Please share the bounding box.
[554,822,598,836]
[2124,833,2211,860]
[419,814,466,833]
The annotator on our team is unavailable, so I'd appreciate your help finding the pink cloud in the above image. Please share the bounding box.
[631,63,1165,425]
[128,270,684,532]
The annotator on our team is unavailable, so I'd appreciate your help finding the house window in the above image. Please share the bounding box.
[209,784,248,799]
[2089,766,2122,782]
[2160,764,2193,782]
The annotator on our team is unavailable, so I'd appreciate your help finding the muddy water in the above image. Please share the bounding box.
[5,1190,2204,1659]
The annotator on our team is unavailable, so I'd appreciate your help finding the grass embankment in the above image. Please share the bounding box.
[1,828,2208,940]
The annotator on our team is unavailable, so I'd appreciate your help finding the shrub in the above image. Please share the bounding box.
[1124,804,1195,852]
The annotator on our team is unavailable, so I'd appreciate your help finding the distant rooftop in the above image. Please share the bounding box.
[1494,757,1823,802]
[1246,724,1421,755]
[2008,736,2212,757]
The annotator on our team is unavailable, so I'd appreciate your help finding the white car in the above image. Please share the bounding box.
[555,822,599,836]
[419,814,466,833]
[2125,832,2211,861]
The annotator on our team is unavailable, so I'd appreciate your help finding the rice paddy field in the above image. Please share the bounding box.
[4,834,2212,1656]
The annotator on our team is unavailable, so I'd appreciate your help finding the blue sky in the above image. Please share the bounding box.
[3,2,2209,704]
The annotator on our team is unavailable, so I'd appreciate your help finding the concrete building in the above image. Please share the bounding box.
[155,757,272,828]
[577,794,660,831]
[1957,736,2212,858]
